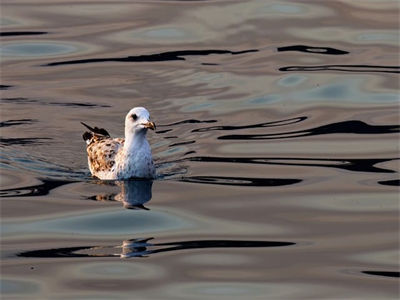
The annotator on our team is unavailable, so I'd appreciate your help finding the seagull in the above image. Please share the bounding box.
[81,107,156,180]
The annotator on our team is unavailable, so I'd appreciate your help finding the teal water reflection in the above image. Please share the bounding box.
[0,279,41,295]
[1,42,79,57]
[2,208,190,237]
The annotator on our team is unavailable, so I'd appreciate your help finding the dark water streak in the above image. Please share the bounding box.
[1,97,110,108]
[17,238,295,258]
[179,176,301,187]
[217,120,400,140]
[378,179,400,186]
[169,140,196,147]
[44,49,259,66]
[192,116,306,132]
[362,271,400,278]
[280,65,400,74]
[0,178,75,198]
[178,156,398,174]
[48,102,111,108]
[159,119,217,127]
[0,31,47,36]
[0,119,36,128]
[0,137,52,146]
[278,45,349,55]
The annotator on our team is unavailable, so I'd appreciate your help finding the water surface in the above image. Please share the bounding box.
[1,0,399,299]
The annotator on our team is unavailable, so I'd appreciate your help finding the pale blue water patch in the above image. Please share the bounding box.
[144,28,188,39]
[0,17,19,27]
[298,79,399,102]
[160,282,321,299]
[268,3,305,14]
[287,193,398,212]
[247,94,281,105]
[289,27,399,46]
[277,75,308,87]
[173,76,397,114]
[183,102,215,113]
[309,83,349,99]
[73,261,165,280]
[2,208,191,237]
[0,42,78,57]
[0,279,41,295]
[250,1,333,19]
[116,27,197,44]
[245,77,399,108]
[357,32,399,42]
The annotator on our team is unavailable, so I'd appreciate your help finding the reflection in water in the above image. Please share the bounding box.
[17,237,295,258]
[216,120,399,140]
[280,65,400,74]
[44,49,259,66]
[88,180,153,210]
[277,45,349,55]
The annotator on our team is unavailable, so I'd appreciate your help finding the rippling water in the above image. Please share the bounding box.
[1,0,399,299]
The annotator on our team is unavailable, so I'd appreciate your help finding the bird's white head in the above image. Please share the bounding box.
[125,107,156,137]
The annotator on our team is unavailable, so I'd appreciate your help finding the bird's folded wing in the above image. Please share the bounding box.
[87,137,124,174]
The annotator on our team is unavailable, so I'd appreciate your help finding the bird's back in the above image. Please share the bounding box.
[86,135,125,179]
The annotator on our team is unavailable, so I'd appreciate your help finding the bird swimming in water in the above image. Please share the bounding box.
[82,107,156,180]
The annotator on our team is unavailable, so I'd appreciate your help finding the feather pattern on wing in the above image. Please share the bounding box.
[86,135,125,178]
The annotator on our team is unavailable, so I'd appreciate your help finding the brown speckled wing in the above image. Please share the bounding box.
[87,136,124,176]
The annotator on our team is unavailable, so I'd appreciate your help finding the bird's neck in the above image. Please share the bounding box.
[124,131,146,154]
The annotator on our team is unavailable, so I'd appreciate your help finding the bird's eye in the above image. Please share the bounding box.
[131,114,138,121]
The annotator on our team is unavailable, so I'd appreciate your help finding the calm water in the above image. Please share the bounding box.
[1,1,399,299]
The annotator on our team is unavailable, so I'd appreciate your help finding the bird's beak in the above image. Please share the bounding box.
[143,121,156,130]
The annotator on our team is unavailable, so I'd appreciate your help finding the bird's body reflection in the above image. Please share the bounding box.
[18,237,295,258]
[89,180,153,210]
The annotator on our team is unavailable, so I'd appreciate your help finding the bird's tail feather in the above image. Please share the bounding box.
[80,122,110,137]
[82,131,93,144]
